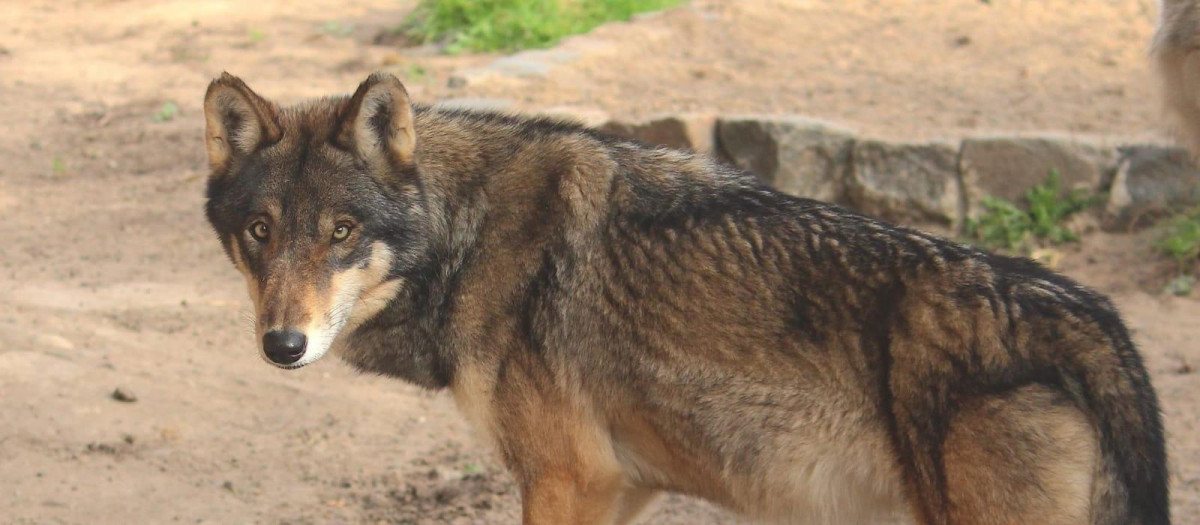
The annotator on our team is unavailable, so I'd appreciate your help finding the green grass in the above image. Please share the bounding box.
[318,21,356,38]
[51,156,68,177]
[1152,204,1200,295]
[152,101,179,122]
[401,64,428,83]
[1157,206,1200,272]
[966,170,1098,252]
[1164,274,1196,296]
[401,0,684,53]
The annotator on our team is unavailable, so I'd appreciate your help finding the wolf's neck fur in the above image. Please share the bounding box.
[335,106,626,388]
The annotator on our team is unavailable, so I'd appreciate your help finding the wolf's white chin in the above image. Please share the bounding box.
[294,309,354,368]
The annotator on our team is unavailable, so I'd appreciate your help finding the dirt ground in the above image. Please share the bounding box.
[1,0,1197,523]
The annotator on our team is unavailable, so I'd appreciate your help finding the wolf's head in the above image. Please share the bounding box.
[203,73,430,369]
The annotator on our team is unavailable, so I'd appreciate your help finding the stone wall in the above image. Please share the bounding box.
[588,112,1200,230]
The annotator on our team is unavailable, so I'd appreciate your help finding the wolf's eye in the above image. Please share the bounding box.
[332,222,353,243]
[248,221,270,242]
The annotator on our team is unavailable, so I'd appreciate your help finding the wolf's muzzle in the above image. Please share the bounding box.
[263,330,307,365]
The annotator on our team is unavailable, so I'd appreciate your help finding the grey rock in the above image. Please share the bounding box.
[960,135,1114,216]
[486,49,578,78]
[447,48,582,87]
[600,113,716,153]
[716,115,855,202]
[444,69,496,89]
[1105,145,1200,229]
[541,106,611,128]
[486,58,552,77]
[847,140,962,225]
[432,98,515,113]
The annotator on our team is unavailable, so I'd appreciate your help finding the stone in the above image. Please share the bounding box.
[485,49,579,78]
[447,47,583,88]
[432,98,515,113]
[716,115,855,202]
[111,387,138,403]
[36,334,74,350]
[847,140,962,225]
[443,68,507,89]
[600,113,716,153]
[541,106,612,128]
[486,58,552,77]
[960,135,1115,216]
[0,351,82,382]
[1105,145,1200,229]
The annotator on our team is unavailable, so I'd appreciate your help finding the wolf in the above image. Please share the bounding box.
[202,72,1168,524]
[1155,0,1200,155]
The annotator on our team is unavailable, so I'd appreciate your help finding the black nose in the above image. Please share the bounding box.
[263,330,307,365]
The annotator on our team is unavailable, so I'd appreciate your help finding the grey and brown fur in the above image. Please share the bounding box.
[203,72,1169,524]
[1155,0,1200,156]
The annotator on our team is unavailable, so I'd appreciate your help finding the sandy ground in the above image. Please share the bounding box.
[0,0,1197,523]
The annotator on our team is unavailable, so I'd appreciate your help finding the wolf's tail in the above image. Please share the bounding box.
[1056,308,1169,525]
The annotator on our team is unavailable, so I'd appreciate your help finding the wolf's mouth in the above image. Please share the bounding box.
[259,347,325,370]
[258,347,311,369]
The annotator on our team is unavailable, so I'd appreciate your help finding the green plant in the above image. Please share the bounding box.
[1023,170,1096,244]
[968,196,1031,251]
[318,21,356,38]
[51,156,68,177]
[1164,274,1196,296]
[966,170,1097,252]
[402,64,428,82]
[153,101,179,122]
[402,0,684,54]
[1157,206,1200,272]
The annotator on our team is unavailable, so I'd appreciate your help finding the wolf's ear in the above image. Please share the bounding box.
[203,73,282,173]
[335,73,416,169]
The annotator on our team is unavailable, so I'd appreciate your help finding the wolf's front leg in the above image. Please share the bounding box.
[518,470,628,525]
[490,363,631,524]
[503,410,637,525]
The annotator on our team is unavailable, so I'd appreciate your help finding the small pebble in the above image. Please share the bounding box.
[434,486,461,504]
[111,388,137,403]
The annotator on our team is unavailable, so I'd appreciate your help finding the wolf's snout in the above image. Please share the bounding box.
[263,330,307,365]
